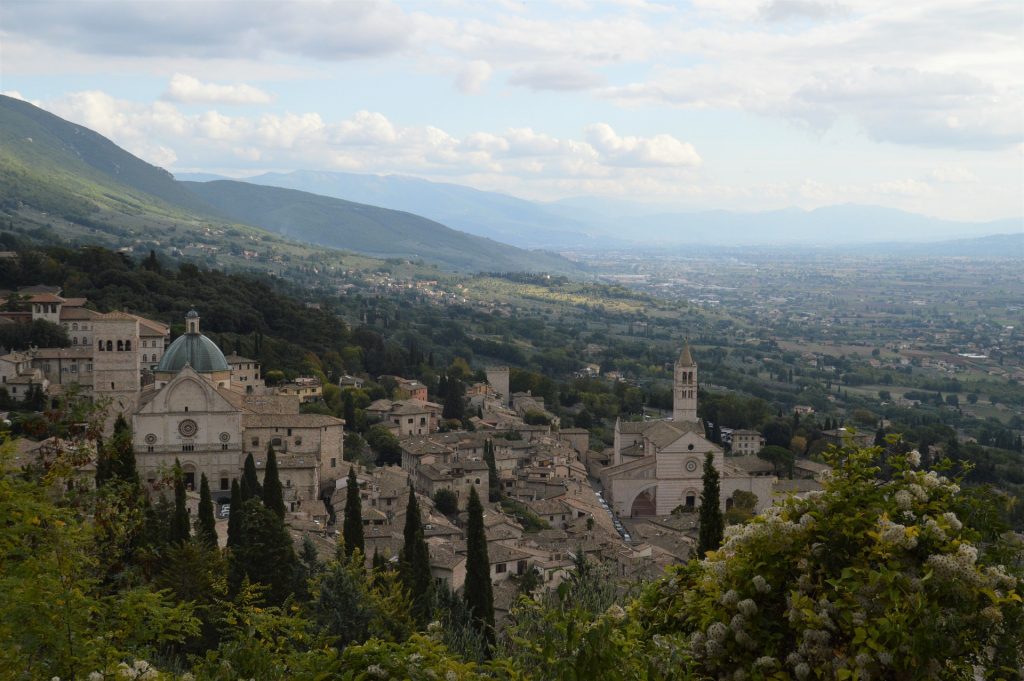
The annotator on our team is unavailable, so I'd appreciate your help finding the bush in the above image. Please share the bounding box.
[434,488,458,516]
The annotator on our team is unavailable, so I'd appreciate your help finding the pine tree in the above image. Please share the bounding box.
[343,467,365,557]
[343,391,356,431]
[228,498,296,605]
[170,459,190,544]
[241,452,261,501]
[463,485,494,646]
[401,486,434,625]
[697,452,723,557]
[196,473,218,547]
[262,444,286,519]
[227,478,242,548]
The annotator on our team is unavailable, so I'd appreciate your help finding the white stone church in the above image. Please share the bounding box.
[601,344,776,517]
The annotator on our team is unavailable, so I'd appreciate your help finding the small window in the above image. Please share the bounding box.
[221,444,228,451]
[184,406,189,412]
[272,438,282,447]
[252,438,259,446]
[125,340,131,351]
[330,458,337,468]
[495,563,507,574]
[287,428,292,436]
[182,444,195,452]
[220,477,229,490]
[147,445,154,453]
[117,340,124,351]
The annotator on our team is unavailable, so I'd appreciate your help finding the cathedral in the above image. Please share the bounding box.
[601,344,776,517]
[131,311,344,512]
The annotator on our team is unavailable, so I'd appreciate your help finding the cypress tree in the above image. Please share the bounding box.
[228,498,296,604]
[262,445,286,519]
[241,452,261,501]
[464,485,494,646]
[227,478,242,548]
[170,459,190,544]
[343,467,364,557]
[483,439,500,502]
[401,487,434,625]
[196,473,218,547]
[697,452,723,557]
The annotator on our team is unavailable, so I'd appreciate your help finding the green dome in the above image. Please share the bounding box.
[156,332,229,373]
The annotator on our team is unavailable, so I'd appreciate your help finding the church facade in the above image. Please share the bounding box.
[131,312,343,513]
[601,345,776,517]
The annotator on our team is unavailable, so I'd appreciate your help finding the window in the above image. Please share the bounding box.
[495,563,507,574]
[147,446,154,453]
[117,340,124,351]
[330,458,337,468]
[72,323,78,331]
[287,428,292,436]
[252,437,259,446]
[220,477,229,490]
[184,406,189,412]
[182,444,195,452]
[72,337,78,345]
[285,479,292,488]
[98,340,104,351]
[475,478,481,484]
[221,444,228,451]
[125,340,131,351]
[272,438,282,447]
[142,354,148,362]
[106,340,112,351]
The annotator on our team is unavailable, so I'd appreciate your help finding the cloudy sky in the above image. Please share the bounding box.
[2,0,1022,221]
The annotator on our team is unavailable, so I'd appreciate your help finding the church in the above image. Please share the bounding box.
[600,344,776,517]
[131,311,344,512]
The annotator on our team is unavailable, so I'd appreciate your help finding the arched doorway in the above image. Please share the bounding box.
[630,486,657,517]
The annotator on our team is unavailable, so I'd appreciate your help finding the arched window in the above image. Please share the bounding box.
[125,340,131,351]
[98,340,104,351]
[142,354,148,363]
[72,323,78,331]
[117,340,124,351]
[106,340,113,352]
[72,337,78,345]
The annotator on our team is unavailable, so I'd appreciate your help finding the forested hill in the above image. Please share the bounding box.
[182,179,575,274]
[0,94,577,274]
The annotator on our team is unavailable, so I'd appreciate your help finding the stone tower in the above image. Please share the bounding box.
[673,342,698,423]
[92,311,142,432]
[485,366,511,407]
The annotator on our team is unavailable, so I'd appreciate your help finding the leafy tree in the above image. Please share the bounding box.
[442,375,465,421]
[464,486,494,647]
[638,448,1024,679]
[366,424,402,466]
[762,420,793,448]
[241,452,261,501]
[759,444,796,478]
[170,459,191,544]
[313,553,375,650]
[433,487,459,515]
[343,467,364,557]
[401,487,434,625]
[697,452,723,556]
[262,445,286,519]
[196,472,218,547]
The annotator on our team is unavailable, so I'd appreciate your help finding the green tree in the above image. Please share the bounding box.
[343,467,364,557]
[433,487,459,515]
[228,498,296,605]
[170,459,191,545]
[196,472,218,547]
[366,424,403,466]
[401,487,434,626]
[759,444,796,478]
[697,452,723,557]
[483,438,501,502]
[227,478,242,548]
[463,486,494,647]
[241,452,261,501]
[262,444,286,519]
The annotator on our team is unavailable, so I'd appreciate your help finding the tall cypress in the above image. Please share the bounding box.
[170,459,190,544]
[241,452,261,501]
[196,473,218,547]
[484,439,500,502]
[227,478,242,548]
[262,445,286,519]
[401,487,434,625]
[697,452,723,557]
[463,485,494,646]
[228,498,297,605]
[343,467,364,557]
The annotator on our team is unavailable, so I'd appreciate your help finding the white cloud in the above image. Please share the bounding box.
[163,74,273,105]
[508,63,605,91]
[455,60,493,94]
[584,123,702,167]
[927,166,980,184]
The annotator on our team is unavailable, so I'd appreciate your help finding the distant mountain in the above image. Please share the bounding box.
[0,96,572,273]
[181,180,576,273]
[237,169,596,249]
[841,232,1024,258]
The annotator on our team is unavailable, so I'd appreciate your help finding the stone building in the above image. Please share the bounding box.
[602,344,776,517]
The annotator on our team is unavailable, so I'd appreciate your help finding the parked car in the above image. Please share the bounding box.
[219,504,230,518]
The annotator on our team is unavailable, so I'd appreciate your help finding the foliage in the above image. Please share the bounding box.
[196,472,218,547]
[484,438,501,502]
[465,486,495,647]
[697,452,723,557]
[170,459,191,545]
[759,444,796,478]
[343,467,365,557]
[434,487,459,515]
[227,498,296,605]
[262,445,286,520]
[366,423,402,466]
[241,452,262,501]
[637,447,1024,680]
[402,487,435,626]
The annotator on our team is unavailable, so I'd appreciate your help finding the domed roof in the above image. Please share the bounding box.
[156,332,229,374]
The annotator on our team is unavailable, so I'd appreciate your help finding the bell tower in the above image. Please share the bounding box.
[673,341,698,423]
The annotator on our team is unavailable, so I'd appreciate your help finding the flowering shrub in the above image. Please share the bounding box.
[637,447,1023,680]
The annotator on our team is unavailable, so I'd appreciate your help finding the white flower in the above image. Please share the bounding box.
[89,674,103,681]
[893,489,913,510]
[605,604,626,622]
[752,574,770,593]
[737,599,758,617]
[942,512,962,532]
[794,663,811,679]
[446,671,458,681]
[707,621,728,642]
[907,450,921,467]
[754,656,778,669]
[366,665,388,679]
[721,589,740,607]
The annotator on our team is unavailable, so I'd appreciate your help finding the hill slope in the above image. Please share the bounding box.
[181,179,574,272]
[232,169,595,249]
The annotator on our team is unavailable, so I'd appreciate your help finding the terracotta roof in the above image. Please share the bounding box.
[59,307,100,321]
[94,311,139,321]
[242,413,343,428]
[27,292,65,303]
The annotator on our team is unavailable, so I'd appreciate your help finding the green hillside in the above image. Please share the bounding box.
[0,95,575,274]
[183,179,574,273]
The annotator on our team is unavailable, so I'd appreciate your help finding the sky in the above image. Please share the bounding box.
[1,0,1022,222]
